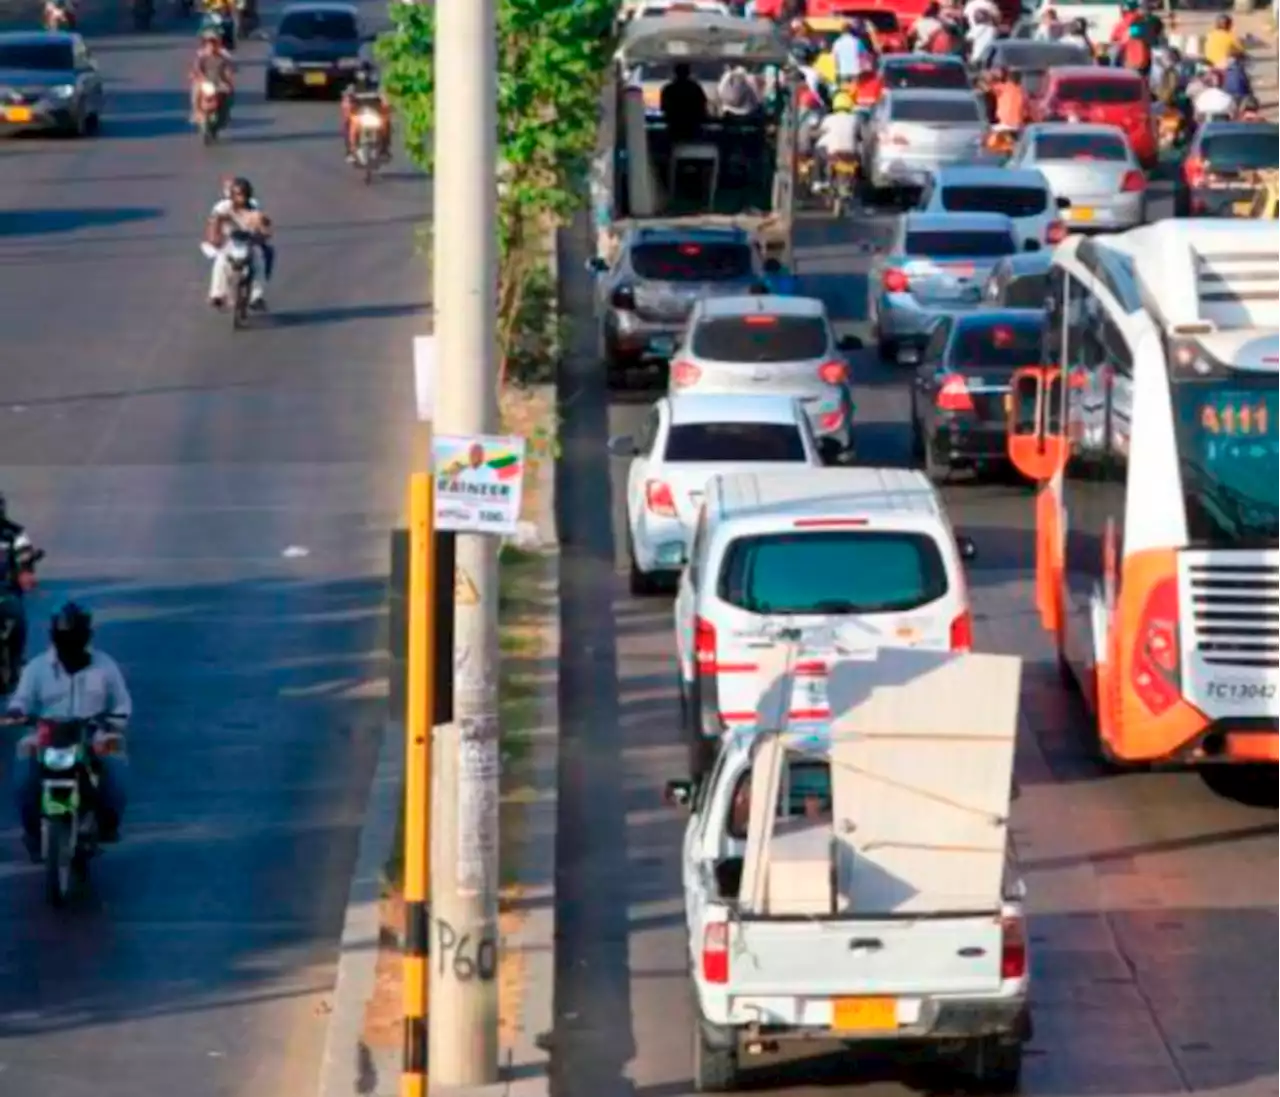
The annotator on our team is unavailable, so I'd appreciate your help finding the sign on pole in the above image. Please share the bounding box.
[432,433,528,536]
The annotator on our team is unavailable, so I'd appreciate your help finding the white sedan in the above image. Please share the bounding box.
[608,392,824,595]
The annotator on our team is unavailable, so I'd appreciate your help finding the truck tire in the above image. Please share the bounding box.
[961,1038,1023,1094]
[692,1025,739,1092]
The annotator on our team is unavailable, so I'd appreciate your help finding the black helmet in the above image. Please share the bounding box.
[51,602,92,644]
[229,176,253,201]
[353,60,375,88]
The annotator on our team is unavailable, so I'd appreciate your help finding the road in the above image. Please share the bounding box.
[0,3,424,1094]
[552,191,1280,1095]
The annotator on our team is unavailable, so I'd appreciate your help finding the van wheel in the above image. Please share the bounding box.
[960,1038,1022,1094]
[693,1025,739,1092]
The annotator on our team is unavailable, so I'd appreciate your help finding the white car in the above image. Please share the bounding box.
[916,165,1066,251]
[610,392,824,595]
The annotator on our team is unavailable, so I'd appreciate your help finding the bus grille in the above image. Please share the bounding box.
[1180,554,1280,670]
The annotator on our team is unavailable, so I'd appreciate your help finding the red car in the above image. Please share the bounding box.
[1032,66,1157,170]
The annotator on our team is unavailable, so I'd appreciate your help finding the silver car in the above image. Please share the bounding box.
[863,88,990,196]
[667,294,861,458]
[868,211,1019,363]
[1006,123,1147,232]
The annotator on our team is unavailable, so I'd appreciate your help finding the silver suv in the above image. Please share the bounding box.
[588,226,779,390]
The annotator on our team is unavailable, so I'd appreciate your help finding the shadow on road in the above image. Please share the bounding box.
[268,301,426,328]
[0,206,163,237]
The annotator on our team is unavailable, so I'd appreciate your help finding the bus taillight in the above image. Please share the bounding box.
[1131,577,1181,717]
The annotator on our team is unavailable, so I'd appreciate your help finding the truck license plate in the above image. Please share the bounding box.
[833,996,897,1031]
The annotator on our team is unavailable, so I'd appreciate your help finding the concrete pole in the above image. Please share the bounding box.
[428,0,501,1086]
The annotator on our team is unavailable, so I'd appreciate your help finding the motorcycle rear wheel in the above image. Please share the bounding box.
[232,281,250,330]
[43,816,75,908]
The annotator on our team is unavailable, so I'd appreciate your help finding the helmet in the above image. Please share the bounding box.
[832,90,854,112]
[1127,21,1144,37]
[353,60,376,88]
[51,602,93,645]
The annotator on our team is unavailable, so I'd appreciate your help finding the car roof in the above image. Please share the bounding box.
[931,165,1049,188]
[713,467,942,521]
[665,392,803,427]
[0,30,77,45]
[882,52,965,67]
[280,1,358,14]
[1045,65,1142,83]
[952,307,1046,330]
[627,225,750,246]
[883,88,979,103]
[697,294,827,319]
[904,211,1016,232]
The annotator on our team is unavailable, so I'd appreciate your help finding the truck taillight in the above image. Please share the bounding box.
[702,921,729,984]
[694,616,717,677]
[1000,914,1026,980]
[1131,577,1181,716]
[950,610,973,652]
[936,374,974,412]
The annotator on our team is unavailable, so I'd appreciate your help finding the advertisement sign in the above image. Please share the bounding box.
[433,433,527,535]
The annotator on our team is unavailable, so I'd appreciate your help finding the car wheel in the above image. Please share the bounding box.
[959,1038,1023,1094]
[265,77,280,101]
[877,332,897,363]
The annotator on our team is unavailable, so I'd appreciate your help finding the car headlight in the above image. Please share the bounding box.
[273,57,296,71]
[338,57,361,69]
[48,84,76,99]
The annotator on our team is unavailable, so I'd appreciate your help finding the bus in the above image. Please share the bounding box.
[1006,219,1278,768]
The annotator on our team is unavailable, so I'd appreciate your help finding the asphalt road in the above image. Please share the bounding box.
[0,3,425,1094]
[552,195,1279,1097]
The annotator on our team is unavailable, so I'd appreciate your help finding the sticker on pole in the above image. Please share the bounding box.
[433,434,527,536]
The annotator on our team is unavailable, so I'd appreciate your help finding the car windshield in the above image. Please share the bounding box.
[1002,272,1049,308]
[1201,131,1280,172]
[890,97,981,123]
[1172,374,1278,548]
[1033,131,1128,161]
[1054,79,1143,105]
[631,242,753,281]
[664,421,807,462]
[940,184,1048,218]
[906,230,1016,258]
[950,317,1045,370]
[691,315,829,362]
[278,10,358,39]
[0,42,74,69]
[717,531,949,615]
[883,62,970,90]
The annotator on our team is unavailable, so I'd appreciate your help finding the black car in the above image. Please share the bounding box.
[265,2,367,100]
[980,251,1053,310]
[1174,119,1280,218]
[0,31,103,137]
[910,308,1047,483]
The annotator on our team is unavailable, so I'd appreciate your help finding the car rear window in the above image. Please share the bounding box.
[664,422,807,463]
[906,230,1016,258]
[1033,132,1128,161]
[1054,79,1143,105]
[1001,272,1049,308]
[884,62,970,90]
[725,762,832,841]
[691,315,829,362]
[890,97,982,123]
[278,10,358,38]
[0,43,74,69]
[950,318,1046,370]
[1201,131,1280,172]
[718,531,949,615]
[631,242,753,281]
[940,184,1048,218]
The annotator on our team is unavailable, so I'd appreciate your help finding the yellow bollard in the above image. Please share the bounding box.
[402,471,435,1097]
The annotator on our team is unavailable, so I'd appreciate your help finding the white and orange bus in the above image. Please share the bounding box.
[1006,219,1278,768]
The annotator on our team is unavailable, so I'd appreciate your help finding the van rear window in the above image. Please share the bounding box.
[717,530,949,615]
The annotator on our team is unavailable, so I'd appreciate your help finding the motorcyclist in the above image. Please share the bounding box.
[341,61,394,161]
[1120,19,1154,77]
[7,603,131,862]
[966,7,998,63]
[43,0,74,28]
[211,175,274,285]
[962,0,999,27]
[1204,13,1243,71]
[203,176,272,310]
[977,64,1006,123]
[995,68,1030,130]
[814,90,858,189]
[0,495,38,684]
[831,20,866,83]
[1192,68,1235,121]
[189,30,234,125]
[1033,7,1062,41]
[911,2,944,51]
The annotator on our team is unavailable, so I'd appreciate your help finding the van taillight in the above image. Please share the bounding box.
[702,921,729,984]
[936,374,974,412]
[1000,914,1026,980]
[950,610,973,652]
[695,616,717,677]
[1131,576,1181,716]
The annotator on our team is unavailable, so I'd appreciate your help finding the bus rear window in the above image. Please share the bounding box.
[906,231,1016,258]
[691,315,829,362]
[717,530,949,615]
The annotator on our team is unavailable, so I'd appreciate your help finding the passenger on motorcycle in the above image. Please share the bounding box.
[831,20,867,83]
[0,494,38,681]
[189,30,234,125]
[910,2,944,51]
[815,90,858,188]
[967,8,998,63]
[341,63,394,161]
[1192,68,1235,121]
[204,176,271,310]
[1222,53,1252,101]
[7,603,131,863]
[995,69,1030,129]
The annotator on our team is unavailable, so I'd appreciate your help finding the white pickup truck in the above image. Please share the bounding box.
[665,648,1031,1093]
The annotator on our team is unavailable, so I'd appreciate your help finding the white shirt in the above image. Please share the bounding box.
[967,22,998,59]
[963,0,1000,23]
[912,15,942,47]
[9,648,132,727]
[832,32,864,79]
[816,110,859,154]
[1193,86,1235,118]
[798,64,823,94]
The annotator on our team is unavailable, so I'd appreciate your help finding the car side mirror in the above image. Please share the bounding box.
[1056,195,1071,209]
[836,333,863,351]
[957,535,978,562]
[1023,239,1042,252]
[607,435,637,457]
[664,778,695,808]
[762,257,783,274]
[585,256,608,274]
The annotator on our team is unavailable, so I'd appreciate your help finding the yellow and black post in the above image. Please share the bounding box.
[402,471,435,1097]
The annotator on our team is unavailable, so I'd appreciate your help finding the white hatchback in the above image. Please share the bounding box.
[610,392,824,595]
[916,165,1065,252]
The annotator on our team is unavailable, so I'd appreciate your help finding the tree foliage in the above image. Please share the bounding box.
[377,0,617,383]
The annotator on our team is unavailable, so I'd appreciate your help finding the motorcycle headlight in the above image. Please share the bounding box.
[49,84,76,99]
[42,746,79,771]
[357,109,382,126]
[200,80,218,95]
[273,57,296,71]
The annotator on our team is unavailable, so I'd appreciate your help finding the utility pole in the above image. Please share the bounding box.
[428,0,501,1086]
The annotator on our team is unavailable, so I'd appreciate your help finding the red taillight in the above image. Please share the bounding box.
[702,921,729,984]
[818,360,848,385]
[1045,221,1067,245]
[950,610,973,652]
[694,616,717,677]
[882,268,909,294]
[1000,914,1026,980]
[645,479,677,517]
[1183,154,1207,188]
[36,722,53,748]
[1131,577,1181,717]
[1120,169,1145,193]
[671,360,702,388]
[936,374,974,412]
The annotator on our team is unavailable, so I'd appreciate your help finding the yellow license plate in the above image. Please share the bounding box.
[304,72,327,86]
[4,107,33,123]
[1067,207,1094,221]
[833,996,897,1031]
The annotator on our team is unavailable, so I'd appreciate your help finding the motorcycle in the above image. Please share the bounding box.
[351,107,389,183]
[828,154,859,217]
[43,0,75,30]
[196,80,227,143]
[132,0,154,30]
[225,229,257,329]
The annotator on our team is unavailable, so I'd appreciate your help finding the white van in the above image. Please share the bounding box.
[674,467,977,776]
